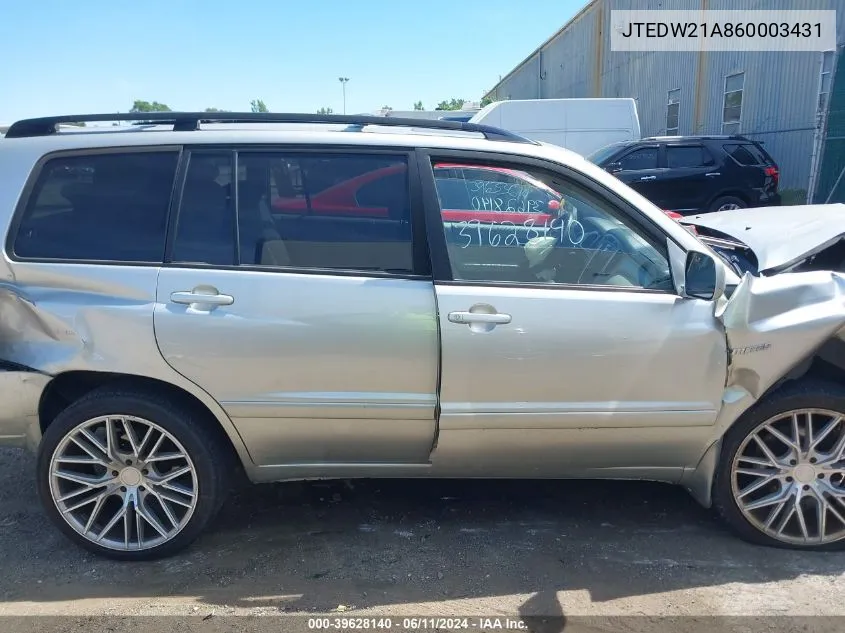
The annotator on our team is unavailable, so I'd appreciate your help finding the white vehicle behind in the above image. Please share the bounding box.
[469,98,641,157]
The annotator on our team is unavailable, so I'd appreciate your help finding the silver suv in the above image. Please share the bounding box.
[1,112,844,560]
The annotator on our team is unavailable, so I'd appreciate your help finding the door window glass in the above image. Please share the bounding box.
[434,165,558,218]
[666,146,715,168]
[172,152,237,266]
[14,151,178,262]
[431,160,673,291]
[617,148,658,171]
[173,151,413,273]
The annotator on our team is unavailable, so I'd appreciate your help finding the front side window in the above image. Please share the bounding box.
[173,151,413,274]
[586,142,627,165]
[722,72,745,134]
[14,151,178,262]
[434,165,559,218]
[432,159,672,291]
[617,147,659,171]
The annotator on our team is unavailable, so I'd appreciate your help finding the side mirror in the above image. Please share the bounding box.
[684,250,725,301]
[605,162,622,173]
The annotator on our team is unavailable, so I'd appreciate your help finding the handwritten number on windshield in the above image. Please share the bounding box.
[455,216,586,249]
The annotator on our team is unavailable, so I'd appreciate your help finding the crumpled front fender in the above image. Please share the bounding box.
[682,270,845,507]
[716,270,845,410]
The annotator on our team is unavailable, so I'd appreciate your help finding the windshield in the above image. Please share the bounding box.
[586,142,627,165]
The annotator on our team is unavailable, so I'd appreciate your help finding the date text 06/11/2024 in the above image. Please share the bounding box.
[307,617,529,630]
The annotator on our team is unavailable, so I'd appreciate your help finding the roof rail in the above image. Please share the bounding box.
[4,111,536,144]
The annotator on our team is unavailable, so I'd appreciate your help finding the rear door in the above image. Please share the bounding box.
[610,145,667,207]
[154,147,439,466]
[660,144,719,213]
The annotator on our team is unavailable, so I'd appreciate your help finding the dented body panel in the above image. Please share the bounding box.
[682,204,845,275]
[0,365,50,450]
[0,262,255,466]
[680,270,845,506]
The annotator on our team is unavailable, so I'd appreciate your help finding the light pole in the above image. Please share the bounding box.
[338,77,349,114]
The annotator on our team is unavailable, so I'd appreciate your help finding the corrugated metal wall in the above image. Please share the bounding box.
[487,0,845,196]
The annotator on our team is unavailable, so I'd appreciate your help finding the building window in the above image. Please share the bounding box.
[666,89,680,135]
[819,50,836,113]
[722,72,745,135]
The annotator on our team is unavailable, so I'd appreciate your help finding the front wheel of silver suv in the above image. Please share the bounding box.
[714,380,845,550]
[36,387,232,560]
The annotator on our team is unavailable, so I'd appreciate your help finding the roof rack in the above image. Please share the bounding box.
[4,111,536,144]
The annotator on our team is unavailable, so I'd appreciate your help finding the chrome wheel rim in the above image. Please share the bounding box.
[49,415,199,551]
[718,202,741,211]
[731,409,845,546]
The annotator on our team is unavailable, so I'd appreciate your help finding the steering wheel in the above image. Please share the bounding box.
[596,233,622,253]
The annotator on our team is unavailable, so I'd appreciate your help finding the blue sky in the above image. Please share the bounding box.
[0,0,583,122]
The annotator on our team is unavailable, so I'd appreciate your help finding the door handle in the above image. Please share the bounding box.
[448,311,511,325]
[640,175,656,181]
[705,172,721,177]
[170,291,234,306]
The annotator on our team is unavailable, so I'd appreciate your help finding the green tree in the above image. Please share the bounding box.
[381,105,393,112]
[250,99,269,113]
[204,107,225,112]
[480,94,494,107]
[317,106,334,114]
[129,100,171,113]
[435,98,465,111]
[413,101,424,111]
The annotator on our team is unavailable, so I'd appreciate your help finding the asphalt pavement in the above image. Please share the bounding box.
[1,446,844,631]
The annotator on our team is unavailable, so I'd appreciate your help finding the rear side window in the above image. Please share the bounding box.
[617,147,658,171]
[666,146,715,168]
[723,143,770,166]
[13,152,178,262]
[173,151,413,274]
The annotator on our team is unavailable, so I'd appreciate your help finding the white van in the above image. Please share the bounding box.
[469,98,640,157]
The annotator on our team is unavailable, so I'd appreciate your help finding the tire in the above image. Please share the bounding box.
[713,379,845,550]
[709,195,746,212]
[37,386,232,561]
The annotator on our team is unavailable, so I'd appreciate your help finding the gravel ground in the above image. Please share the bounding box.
[1,446,844,630]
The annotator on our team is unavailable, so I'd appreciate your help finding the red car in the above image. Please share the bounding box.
[271,162,561,225]
[271,161,683,231]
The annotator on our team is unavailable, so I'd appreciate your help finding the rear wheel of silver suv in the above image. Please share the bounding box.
[714,380,845,550]
[37,387,231,560]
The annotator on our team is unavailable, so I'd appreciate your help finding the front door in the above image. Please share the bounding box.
[419,151,728,474]
[611,144,667,208]
[154,148,438,466]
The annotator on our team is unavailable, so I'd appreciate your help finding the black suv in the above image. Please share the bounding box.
[587,135,780,215]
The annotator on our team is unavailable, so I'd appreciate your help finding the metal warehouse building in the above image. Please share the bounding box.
[484,0,845,205]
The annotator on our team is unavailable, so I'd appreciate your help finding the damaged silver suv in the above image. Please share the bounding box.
[1,112,845,560]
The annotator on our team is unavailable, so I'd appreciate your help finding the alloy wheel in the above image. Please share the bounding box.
[731,409,845,546]
[718,203,741,211]
[48,415,199,552]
